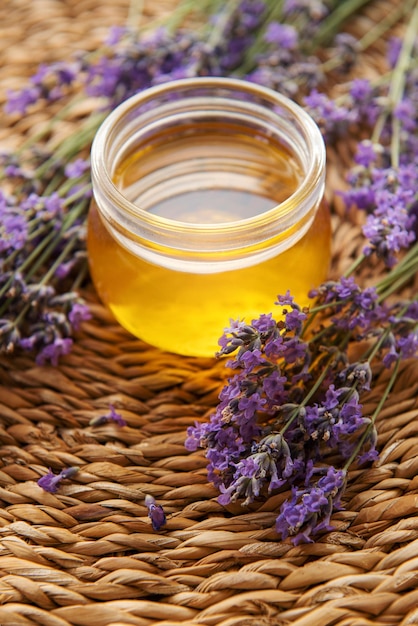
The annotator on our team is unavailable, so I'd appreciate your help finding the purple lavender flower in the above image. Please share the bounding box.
[304,90,357,139]
[90,404,127,427]
[38,466,79,493]
[333,32,359,72]
[5,86,41,115]
[5,61,77,114]
[145,495,166,531]
[275,290,296,307]
[275,467,346,544]
[309,278,382,334]
[343,159,417,267]
[252,312,277,334]
[68,302,91,330]
[284,307,307,333]
[105,25,128,46]
[239,349,267,372]
[262,369,287,403]
[35,337,73,367]
[218,457,261,506]
[31,61,77,88]
[333,276,360,300]
[354,141,379,168]
[43,192,64,217]
[382,326,418,368]
[387,36,402,68]
[281,336,308,362]
[264,22,298,49]
[303,387,364,453]
[0,211,28,254]
[397,332,418,360]
[283,0,328,21]
[263,333,285,359]
[394,99,417,133]
[64,158,90,178]
[238,392,266,420]
[350,78,373,101]
[362,181,416,266]
[186,276,400,543]
[106,404,127,426]
[338,362,372,392]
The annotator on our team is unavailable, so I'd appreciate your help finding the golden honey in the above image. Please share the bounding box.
[88,78,331,356]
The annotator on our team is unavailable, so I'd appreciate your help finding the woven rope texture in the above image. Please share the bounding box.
[1,1,418,625]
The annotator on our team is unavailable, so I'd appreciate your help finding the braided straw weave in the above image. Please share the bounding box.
[1,1,418,625]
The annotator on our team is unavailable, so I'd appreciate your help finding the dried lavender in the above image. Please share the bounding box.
[304,7,418,268]
[90,404,127,427]
[5,0,376,117]
[37,466,79,493]
[186,272,416,543]
[145,495,167,531]
[186,1,418,544]
[0,150,92,364]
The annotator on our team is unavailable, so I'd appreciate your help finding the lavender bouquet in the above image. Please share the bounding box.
[1,0,417,542]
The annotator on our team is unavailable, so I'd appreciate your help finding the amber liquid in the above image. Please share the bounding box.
[88,126,331,356]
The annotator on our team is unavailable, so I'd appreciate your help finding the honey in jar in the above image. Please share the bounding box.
[88,78,331,356]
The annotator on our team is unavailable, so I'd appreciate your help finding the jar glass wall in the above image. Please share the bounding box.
[88,77,331,356]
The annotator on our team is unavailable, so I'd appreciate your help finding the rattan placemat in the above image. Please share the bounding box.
[1,1,418,625]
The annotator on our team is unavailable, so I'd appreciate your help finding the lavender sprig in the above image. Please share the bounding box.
[145,494,167,531]
[185,15,418,540]
[304,3,418,269]
[186,281,416,543]
[0,155,92,364]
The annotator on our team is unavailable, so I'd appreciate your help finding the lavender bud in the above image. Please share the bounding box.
[37,466,79,493]
[145,495,166,531]
[90,404,127,427]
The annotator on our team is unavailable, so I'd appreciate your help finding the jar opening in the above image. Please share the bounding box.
[91,77,325,268]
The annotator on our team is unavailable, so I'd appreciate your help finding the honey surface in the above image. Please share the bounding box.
[114,122,301,221]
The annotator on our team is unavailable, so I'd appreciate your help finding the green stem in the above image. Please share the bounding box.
[11,233,80,330]
[0,228,57,310]
[300,308,319,339]
[279,354,334,436]
[126,0,144,30]
[207,0,242,48]
[311,0,373,48]
[320,2,412,75]
[71,260,89,292]
[34,111,106,180]
[145,0,223,35]
[358,0,416,52]
[343,252,367,278]
[57,174,91,199]
[40,232,80,286]
[44,172,65,197]
[343,358,400,471]
[375,243,418,300]
[15,95,85,156]
[26,198,88,281]
[388,0,418,167]
[377,266,418,302]
[368,0,418,157]
[236,0,284,74]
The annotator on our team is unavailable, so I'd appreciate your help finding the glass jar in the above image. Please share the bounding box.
[88,77,331,357]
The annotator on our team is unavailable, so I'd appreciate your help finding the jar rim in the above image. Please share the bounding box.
[91,76,325,235]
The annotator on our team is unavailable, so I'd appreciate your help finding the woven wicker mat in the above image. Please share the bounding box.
[1,1,418,625]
